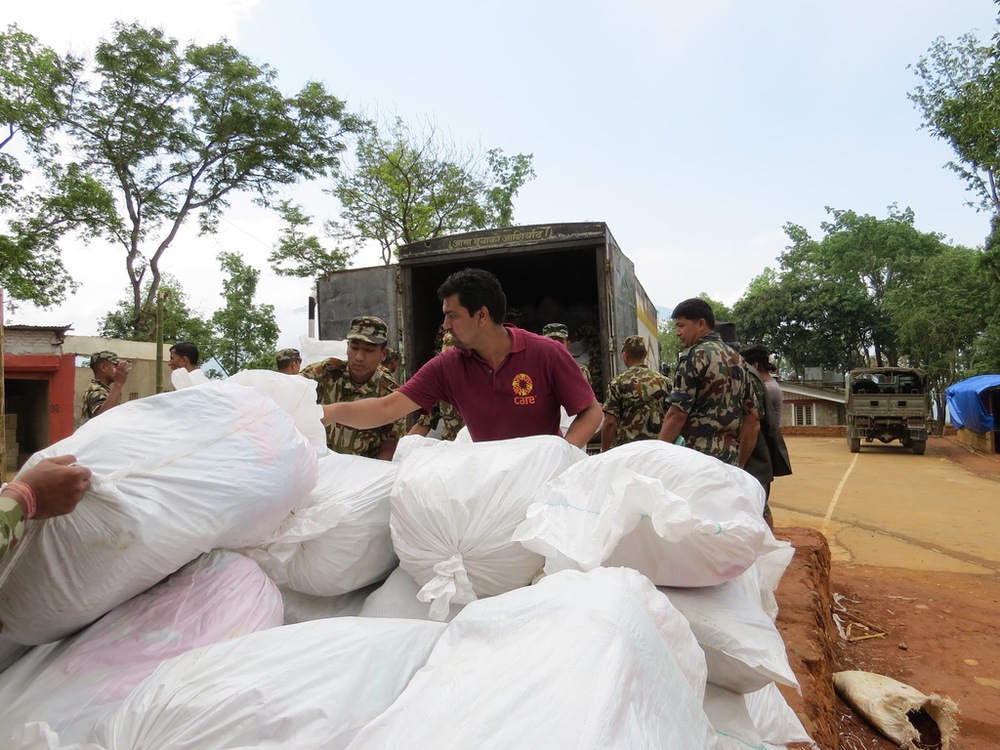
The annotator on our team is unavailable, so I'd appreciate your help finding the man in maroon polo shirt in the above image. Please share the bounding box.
[321,268,603,448]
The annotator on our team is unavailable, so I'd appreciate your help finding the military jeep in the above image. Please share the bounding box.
[845,367,932,455]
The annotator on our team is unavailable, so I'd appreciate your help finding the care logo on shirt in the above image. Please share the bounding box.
[512,373,536,405]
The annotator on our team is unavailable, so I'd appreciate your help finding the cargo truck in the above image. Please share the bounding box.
[314,222,659,402]
[845,367,932,454]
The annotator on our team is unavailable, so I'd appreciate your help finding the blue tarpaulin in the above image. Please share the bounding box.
[946,375,1000,433]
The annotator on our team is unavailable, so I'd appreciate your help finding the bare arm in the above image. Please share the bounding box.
[407,422,431,437]
[737,412,760,468]
[322,390,419,429]
[658,405,688,444]
[564,398,603,449]
[600,412,617,452]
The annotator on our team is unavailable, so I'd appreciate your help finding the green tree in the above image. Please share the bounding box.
[328,116,535,266]
[267,200,354,278]
[210,251,279,374]
[98,274,214,350]
[60,22,351,337]
[910,32,1000,213]
[732,207,957,376]
[1,25,114,308]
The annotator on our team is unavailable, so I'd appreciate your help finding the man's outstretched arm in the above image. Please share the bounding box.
[564,399,603,449]
[322,391,420,429]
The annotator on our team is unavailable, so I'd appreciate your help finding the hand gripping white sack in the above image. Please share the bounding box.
[90,617,446,750]
[359,567,464,622]
[514,440,769,587]
[0,550,283,747]
[347,567,719,750]
[227,369,328,455]
[390,435,585,620]
[0,382,317,644]
[242,452,397,596]
[657,563,798,693]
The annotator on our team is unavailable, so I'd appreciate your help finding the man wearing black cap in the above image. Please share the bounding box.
[81,351,132,423]
[301,316,403,460]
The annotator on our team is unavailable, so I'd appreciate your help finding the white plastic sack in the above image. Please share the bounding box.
[0,637,29,675]
[299,336,348,368]
[658,564,798,693]
[515,440,769,587]
[703,684,765,750]
[0,382,317,644]
[348,567,718,750]
[227,369,328,455]
[0,550,283,747]
[169,368,209,390]
[390,434,444,465]
[359,567,464,622]
[833,671,957,750]
[744,682,816,747]
[390,435,586,620]
[242,452,397,596]
[91,617,446,750]
[280,583,377,625]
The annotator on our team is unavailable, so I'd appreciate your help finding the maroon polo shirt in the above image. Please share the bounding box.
[398,326,595,442]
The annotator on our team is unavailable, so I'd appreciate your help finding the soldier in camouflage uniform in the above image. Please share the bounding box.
[300,316,404,460]
[409,332,465,441]
[658,299,758,466]
[275,348,302,375]
[601,335,671,450]
[573,320,604,400]
[81,350,132,424]
[542,323,593,386]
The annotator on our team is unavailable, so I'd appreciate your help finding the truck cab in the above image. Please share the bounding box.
[845,367,931,454]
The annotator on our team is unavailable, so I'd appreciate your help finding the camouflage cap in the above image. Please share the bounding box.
[346,316,388,344]
[88,350,120,367]
[382,347,400,363]
[275,347,301,365]
[622,335,646,351]
[542,323,570,339]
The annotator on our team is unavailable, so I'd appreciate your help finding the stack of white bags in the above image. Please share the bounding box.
[0,376,815,749]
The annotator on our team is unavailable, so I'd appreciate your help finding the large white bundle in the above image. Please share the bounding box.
[744,683,816,747]
[0,382,317,644]
[359,567,464,622]
[658,562,798,694]
[242,453,397,596]
[0,551,282,747]
[390,435,585,620]
[227,369,328,455]
[90,618,445,750]
[348,567,718,749]
[703,684,765,750]
[299,336,348,368]
[514,440,769,587]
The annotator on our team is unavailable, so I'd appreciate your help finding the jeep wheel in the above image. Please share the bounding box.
[848,437,861,453]
[912,440,926,455]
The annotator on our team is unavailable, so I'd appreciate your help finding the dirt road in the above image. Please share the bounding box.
[771,436,1000,748]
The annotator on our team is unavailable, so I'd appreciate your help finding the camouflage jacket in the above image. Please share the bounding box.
[301,358,404,458]
[416,400,465,441]
[81,379,111,422]
[0,494,25,564]
[579,363,593,387]
[603,364,671,446]
[666,332,757,465]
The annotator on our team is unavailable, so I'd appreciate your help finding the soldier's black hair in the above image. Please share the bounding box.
[671,298,715,329]
[437,268,507,324]
[170,341,200,366]
[740,344,773,371]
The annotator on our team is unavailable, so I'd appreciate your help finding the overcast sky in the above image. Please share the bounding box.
[6,1,998,348]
